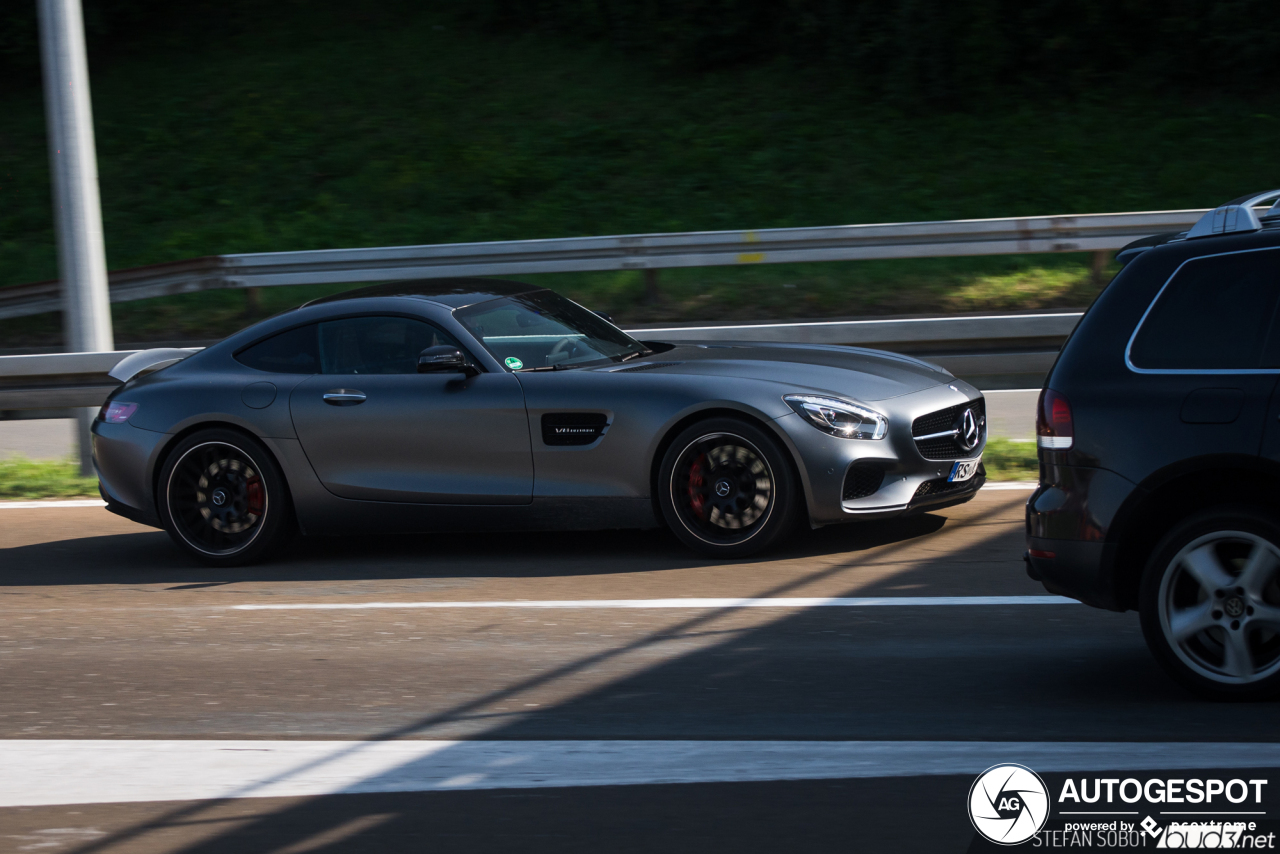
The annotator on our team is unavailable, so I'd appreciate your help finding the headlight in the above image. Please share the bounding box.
[783,394,887,440]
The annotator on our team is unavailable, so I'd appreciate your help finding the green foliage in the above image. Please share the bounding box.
[469,0,1280,100]
[983,438,1039,482]
[2,3,1280,346]
[0,456,98,499]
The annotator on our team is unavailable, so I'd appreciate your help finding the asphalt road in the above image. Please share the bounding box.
[1,489,1277,853]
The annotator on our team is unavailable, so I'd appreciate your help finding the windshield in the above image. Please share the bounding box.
[455,291,648,370]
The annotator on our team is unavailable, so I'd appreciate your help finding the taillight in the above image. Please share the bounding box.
[1036,389,1073,450]
[100,401,138,423]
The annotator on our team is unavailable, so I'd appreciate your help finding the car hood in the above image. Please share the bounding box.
[608,342,952,401]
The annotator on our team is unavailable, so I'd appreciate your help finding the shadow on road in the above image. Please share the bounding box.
[30,492,1271,854]
[0,511,948,587]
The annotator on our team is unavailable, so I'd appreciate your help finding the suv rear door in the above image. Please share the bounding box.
[1125,247,1280,467]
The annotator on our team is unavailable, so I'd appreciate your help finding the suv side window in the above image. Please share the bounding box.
[1130,250,1280,371]
[318,316,461,375]
[235,324,320,374]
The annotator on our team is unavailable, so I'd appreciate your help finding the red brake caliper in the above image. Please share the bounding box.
[687,455,707,519]
[245,476,264,515]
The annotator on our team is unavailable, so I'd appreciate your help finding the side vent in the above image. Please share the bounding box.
[542,412,609,446]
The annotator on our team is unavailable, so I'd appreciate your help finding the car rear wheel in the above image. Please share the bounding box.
[158,429,292,567]
[1139,507,1280,700]
[658,417,800,558]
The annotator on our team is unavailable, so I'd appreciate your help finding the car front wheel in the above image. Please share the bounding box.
[658,417,800,558]
[1139,507,1280,700]
[157,428,292,567]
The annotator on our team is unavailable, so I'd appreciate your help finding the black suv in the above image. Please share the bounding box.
[1026,190,1280,700]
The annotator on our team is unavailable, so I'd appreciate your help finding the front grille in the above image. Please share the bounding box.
[911,398,986,460]
[842,464,885,501]
[614,361,682,373]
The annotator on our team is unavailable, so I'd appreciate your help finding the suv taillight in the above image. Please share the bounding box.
[1036,389,1073,450]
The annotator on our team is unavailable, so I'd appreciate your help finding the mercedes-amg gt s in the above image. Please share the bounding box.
[93,279,987,565]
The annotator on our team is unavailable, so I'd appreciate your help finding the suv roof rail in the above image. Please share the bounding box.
[1185,189,1280,240]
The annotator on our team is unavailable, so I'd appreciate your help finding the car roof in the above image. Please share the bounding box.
[304,277,543,309]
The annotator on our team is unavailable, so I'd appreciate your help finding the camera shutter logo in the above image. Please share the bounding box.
[968,764,1050,845]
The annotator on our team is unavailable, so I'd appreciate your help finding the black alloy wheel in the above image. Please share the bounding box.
[1140,507,1280,700]
[158,428,291,566]
[658,417,799,557]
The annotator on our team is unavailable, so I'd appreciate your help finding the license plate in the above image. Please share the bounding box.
[949,458,981,483]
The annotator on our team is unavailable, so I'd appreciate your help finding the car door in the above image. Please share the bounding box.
[1124,247,1280,471]
[1258,258,1280,465]
[289,314,533,504]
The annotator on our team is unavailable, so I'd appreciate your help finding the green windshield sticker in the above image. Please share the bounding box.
[504,356,524,370]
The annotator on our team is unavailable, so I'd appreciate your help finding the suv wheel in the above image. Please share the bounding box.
[1139,508,1280,700]
[658,417,800,558]
[158,429,292,567]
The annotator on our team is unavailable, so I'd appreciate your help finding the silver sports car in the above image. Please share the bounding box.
[92,279,987,565]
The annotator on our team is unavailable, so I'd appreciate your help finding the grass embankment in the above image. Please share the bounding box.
[3,5,1280,346]
[983,439,1039,482]
[0,456,98,499]
[0,441,1040,502]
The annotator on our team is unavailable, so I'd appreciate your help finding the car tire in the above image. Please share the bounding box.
[157,428,293,567]
[1139,506,1280,700]
[658,417,800,558]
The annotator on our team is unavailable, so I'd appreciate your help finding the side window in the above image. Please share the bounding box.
[235,324,320,374]
[1130,251,1280,370]
[318,316,461,375]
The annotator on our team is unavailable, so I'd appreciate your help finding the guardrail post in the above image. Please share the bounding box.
[1090,250,1111,286]
[644,269,660,304]
[38,0,113,477]
[244,286,262,317]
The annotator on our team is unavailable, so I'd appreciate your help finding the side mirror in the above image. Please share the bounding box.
[418,345,478,376]
[594,310,614,323]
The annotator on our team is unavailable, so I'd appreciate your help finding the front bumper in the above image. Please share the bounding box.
[771,386,987,526]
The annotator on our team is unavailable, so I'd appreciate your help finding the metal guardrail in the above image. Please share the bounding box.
[0,209,1208,320]
[0,313,1079,416]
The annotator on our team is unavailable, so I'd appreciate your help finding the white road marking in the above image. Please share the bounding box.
[983,482,1038,490]
[2,740,1277,807]
[232,596,1075,611]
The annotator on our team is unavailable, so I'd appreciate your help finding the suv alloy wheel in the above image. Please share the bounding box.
[1140,508,1280,699]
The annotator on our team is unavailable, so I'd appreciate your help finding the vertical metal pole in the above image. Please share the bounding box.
[644,268,660,305]
[1090,250,1110,287]
[38,0,114,477]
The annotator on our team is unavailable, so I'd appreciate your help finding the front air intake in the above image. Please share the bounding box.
[842,464,885,501]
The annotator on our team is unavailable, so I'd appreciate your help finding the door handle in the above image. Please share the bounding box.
[323,389,366,406]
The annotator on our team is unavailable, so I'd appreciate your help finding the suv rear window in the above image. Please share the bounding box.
[1129,250,1280,370]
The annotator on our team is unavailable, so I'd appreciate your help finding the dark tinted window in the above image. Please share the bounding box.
[235,324,320,374]
[318,316,461,375]
[1130,251,1280,370]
